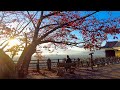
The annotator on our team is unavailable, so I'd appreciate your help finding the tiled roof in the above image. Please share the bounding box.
[102,41,118,48]
[114,42,120,47]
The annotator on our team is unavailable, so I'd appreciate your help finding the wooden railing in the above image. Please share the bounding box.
[13,59,82,71]
[13,59,66,70]
[13,57,120,71]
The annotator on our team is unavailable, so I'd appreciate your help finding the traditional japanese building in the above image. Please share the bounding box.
[102,41,120,57]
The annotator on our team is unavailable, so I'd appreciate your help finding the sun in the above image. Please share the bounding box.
[8,38,20,47]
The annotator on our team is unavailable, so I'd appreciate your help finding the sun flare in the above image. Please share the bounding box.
[8,38,20,47]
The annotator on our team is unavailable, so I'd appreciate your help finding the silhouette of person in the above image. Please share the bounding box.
[65,55,72,72]
[66,55,72,63]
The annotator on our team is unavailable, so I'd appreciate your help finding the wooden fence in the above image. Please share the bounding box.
[13,59,83,71]
[13,59,67,70]
[13,57,120,71]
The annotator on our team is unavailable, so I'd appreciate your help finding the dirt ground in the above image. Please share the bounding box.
[27,64,120,79]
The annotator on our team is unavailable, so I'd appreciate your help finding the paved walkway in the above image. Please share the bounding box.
[27,64,120,79]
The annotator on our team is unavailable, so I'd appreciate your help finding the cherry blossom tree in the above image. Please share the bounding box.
[0,11,120,78]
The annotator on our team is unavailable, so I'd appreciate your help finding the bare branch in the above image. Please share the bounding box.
[27,11,36,29]
[36,11,44,28]
[17,21,26,31]
[33,11,44,41]
[17,11,38,35]
[13,21,24,36]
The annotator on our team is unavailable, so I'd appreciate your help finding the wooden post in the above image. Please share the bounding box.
[87,61,90,67]
[57,59,60,68]
[58,59,59,63]
[74,59,75,62]
[89,52,94,70]
[36,59,40,72]
[77,58,80,67]
[47,58,51,71]
[81,61,83,67]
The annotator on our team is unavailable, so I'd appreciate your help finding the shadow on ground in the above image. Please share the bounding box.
[27,64,120,79]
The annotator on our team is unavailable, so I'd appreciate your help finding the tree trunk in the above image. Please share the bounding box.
[16,46,29,72]
[0,49,17,79]
[17,43,36,78]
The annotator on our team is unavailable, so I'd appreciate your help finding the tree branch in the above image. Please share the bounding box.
[14,21,23,36]
[1,42,9,50]
[0,40,8,46]
[17,11,38,35]
[37,40,85,46]
[36,11,98,43]
[27,11,37,29]
[42,11,61,19]
[17,21,26,31]
[24,33,28,47]
[36,11,44,28]
[33,11,44,41]
[39,24,58,29]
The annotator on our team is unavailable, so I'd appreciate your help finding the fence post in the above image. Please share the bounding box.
[57,59,60,67]
[58,59,59,63]
[47,58,51,71]
[81,61,83,67]
[87,61,90,67]
[36,59,40,72]
[89,53,94,70]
